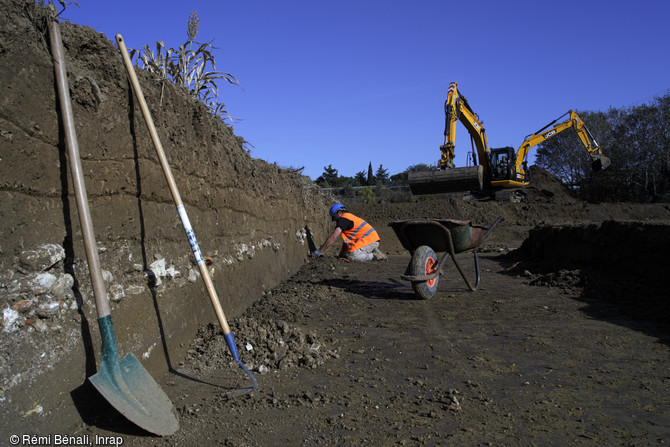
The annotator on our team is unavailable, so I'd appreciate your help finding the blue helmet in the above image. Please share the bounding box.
[329,203,346,220]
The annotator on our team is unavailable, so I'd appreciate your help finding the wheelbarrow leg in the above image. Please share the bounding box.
[442,230,480,291]
[446,216,503,291]
[448,248,481,291]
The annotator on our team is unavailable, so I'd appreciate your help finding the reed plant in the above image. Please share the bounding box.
[134,11,239,122]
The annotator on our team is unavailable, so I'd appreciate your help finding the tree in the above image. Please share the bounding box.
[360,186,375,202]
[406,163,433,172]
[375,164,390,185]
[390,172,407,183]
[354,171,367,185]
[607,99,670,201]
[316,164,339,187]
[367,162,375,185]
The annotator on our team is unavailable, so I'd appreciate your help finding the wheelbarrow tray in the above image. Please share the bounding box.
[388,217,504,295]
[389,219,489,254]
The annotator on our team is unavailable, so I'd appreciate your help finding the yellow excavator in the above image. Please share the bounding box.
[408,82,611,196]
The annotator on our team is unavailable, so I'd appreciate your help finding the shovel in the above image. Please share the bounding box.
[47,8,179,436]
[115,34,257,392]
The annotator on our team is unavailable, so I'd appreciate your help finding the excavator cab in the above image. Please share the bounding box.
[489,147,514,181]
[489,146,529,186]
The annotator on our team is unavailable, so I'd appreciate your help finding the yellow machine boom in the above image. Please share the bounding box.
[409,82,610,195]
[490,110,611,189]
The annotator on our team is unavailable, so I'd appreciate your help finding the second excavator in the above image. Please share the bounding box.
[408,82,611,196]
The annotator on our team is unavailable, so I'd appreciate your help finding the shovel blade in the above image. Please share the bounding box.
[90,353,179,436]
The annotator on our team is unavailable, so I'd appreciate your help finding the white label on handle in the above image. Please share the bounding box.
[178,205,204,265]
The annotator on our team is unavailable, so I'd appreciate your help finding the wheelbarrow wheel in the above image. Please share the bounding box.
[410,245,439,299]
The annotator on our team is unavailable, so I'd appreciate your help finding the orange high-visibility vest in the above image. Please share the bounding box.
[339,212,379,252]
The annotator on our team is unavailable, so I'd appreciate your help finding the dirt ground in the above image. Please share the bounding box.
[64,173,670,446]
[73,253,670,446]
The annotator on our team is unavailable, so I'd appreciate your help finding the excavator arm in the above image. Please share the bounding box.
[516,110,610,174]
[440,82,491,172]
[409,82,611,196]
[408,82,490,194]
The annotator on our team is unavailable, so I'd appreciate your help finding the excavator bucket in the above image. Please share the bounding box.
[408,166,484,195]
[591,155,611,172]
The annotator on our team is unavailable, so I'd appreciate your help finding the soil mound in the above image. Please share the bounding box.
[512,221,670,326]
[521,165,579,204]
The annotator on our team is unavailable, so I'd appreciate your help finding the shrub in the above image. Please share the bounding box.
[132,11,240,123]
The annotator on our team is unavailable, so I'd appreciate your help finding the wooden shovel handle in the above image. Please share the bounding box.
[48,8,110,318]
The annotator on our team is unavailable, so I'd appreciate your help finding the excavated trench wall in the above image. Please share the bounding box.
[0,1,331,432]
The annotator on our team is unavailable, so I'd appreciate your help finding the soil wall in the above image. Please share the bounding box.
[0,1,330,433]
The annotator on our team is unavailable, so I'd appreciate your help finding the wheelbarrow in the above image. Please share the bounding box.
[389,217,504,299]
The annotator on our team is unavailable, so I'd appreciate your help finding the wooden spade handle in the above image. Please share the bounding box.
[48,7,110,318]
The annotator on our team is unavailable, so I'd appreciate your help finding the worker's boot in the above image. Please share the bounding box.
[372,247,388,261]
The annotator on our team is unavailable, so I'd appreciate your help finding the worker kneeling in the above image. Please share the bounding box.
[312,204,387,261]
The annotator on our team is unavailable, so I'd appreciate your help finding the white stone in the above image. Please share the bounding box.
[19,244,65,272]
[50,273,74,298]
[102,269,114,283]
[126,285,145,295]
[31,272,57,295]
[188,269,199,283]
[109,283,125,302]
[2,307,20,332]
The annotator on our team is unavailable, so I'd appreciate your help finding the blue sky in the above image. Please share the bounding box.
[63,1,670,180]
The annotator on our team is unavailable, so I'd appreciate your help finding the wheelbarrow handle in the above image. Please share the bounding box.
[482,216,505,242]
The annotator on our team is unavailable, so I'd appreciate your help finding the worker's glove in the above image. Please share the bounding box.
[311,249,323,258]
